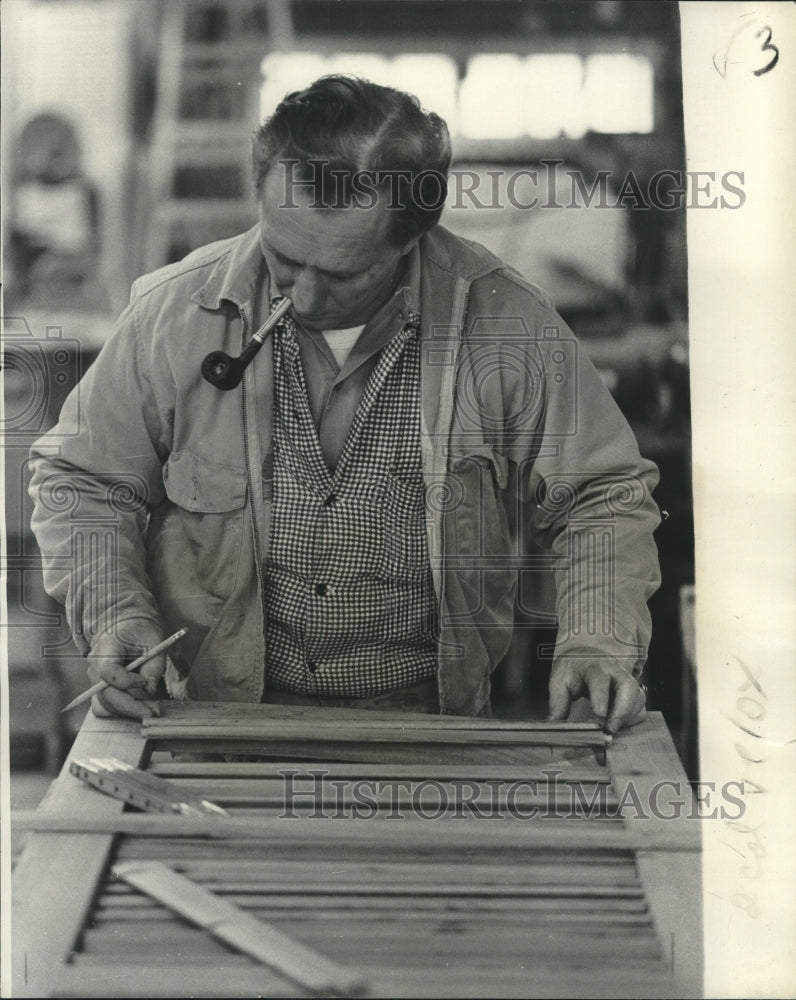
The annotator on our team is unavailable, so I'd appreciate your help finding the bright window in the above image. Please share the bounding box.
[260,51,459,123]
[584,54,654,134]
[458,55,526,140]
[524,54,586,140]
[260,51,654,137]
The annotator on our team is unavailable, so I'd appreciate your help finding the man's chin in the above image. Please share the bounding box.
[296,315,357,333]
[296,318,326,332]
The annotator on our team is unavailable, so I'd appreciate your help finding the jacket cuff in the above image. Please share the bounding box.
[552,618,647,678]
[87,614,164,653]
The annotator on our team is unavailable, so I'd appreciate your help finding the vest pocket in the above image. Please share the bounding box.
[381,473,430,581]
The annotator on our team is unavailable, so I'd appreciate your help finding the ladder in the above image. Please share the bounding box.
[144,0,294,273]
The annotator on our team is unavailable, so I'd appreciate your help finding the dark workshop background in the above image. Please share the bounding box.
[2,0,697,782]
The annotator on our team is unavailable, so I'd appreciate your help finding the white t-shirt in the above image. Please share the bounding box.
[321,326,365,368]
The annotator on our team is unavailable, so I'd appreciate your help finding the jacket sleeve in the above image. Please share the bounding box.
[28,295,170,654]
[521,306,662,676]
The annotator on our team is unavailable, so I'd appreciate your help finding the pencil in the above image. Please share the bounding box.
[61,627,188,713]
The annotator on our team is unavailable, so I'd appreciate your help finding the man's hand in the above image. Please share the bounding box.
[548,654,647,733]
[86,621,166,720]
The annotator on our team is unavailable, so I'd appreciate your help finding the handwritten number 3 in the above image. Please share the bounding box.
[754,26,779,76]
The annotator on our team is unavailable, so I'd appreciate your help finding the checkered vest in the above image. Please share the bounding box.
[264,308,438,697]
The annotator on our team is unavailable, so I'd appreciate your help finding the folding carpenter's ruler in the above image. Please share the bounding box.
[70,757,228,816]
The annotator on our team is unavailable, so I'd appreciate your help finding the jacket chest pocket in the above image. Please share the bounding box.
[161,449,248,601]
[448,446,510,555]
[445,446,514,616]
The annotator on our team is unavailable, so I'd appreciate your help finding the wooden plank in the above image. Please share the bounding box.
[95,880,647,903]
[148,761,611,782]
[112,860,368,995]
[12,811,700,851]
[108,835,637,869]
[109,846,636,865]
[11,713,148,998]
[219,807,617,823]
[156,790,616,816]
[606,714,703,995]
[635,849,703,995]
[142,722,611,747]
[108,858,639,889]
[93,900,655,920]
[145,713,607,732]
[89,910,657,932]
[101,859,641,887]
[103,877,642,894]
[148,773,618,818]
[53,962,681,999]
[607,714,691,802]
[79,921,664,962]
[147,738,601,766]
[145,771,612,788]
[53,963,303,999]
[143,701,605,729]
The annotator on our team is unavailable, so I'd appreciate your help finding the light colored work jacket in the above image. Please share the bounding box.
[29,225,661,715]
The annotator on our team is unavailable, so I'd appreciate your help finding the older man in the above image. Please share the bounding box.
[29,75,660,729]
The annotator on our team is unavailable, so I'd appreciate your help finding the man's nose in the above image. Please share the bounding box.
[289,268,327,316]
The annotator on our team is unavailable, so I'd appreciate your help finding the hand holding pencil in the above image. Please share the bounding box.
[71,623,187,721]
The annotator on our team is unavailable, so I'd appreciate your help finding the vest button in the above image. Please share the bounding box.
[314,583,328,597]
[307,661,318,673]
[323,493,337,507]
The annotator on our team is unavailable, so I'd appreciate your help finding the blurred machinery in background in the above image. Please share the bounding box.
[8,113,103,309]
[4,0,696,775]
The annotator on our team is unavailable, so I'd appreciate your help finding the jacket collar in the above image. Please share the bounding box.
[190,225,264,311]
[420,225,506,284]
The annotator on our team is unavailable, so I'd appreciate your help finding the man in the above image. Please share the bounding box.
[29,75,660,730]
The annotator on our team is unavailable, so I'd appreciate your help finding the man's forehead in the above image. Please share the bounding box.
[259,166,396,273]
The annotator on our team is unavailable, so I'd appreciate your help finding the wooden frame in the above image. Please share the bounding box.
[12,708,702,998]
